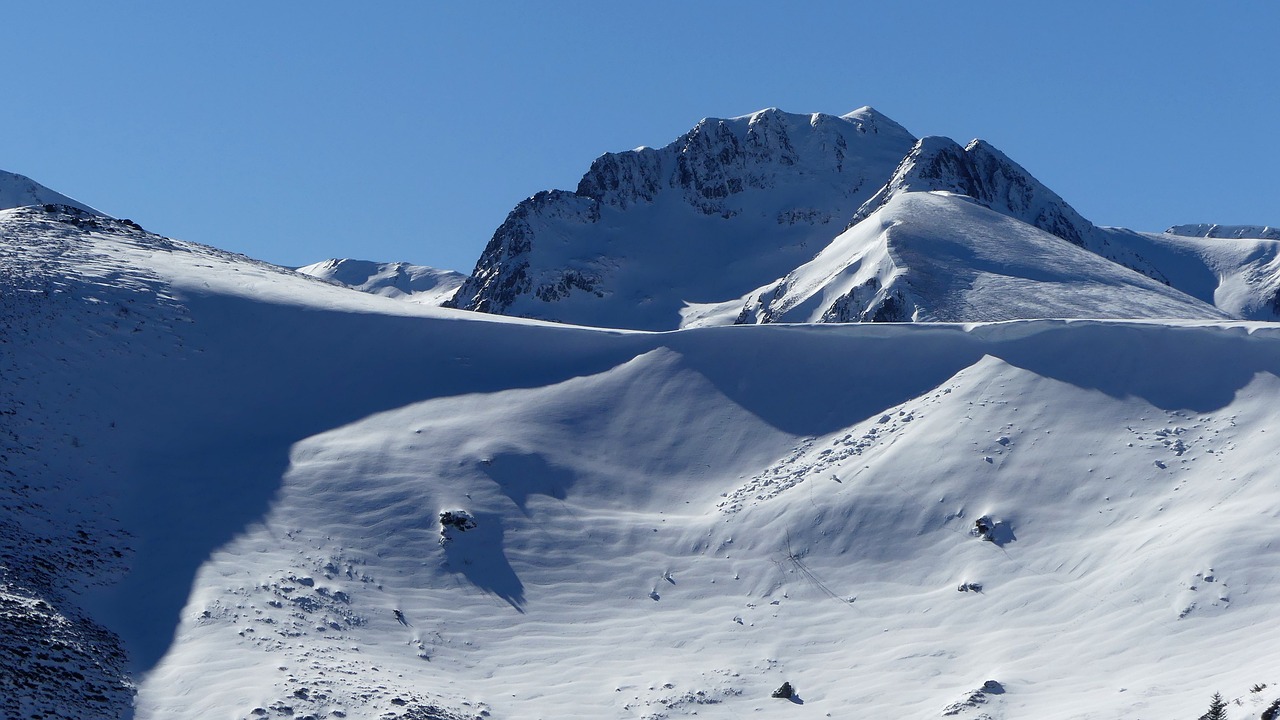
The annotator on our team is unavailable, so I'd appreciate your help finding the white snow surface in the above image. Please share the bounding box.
[5,203,1280,720]
[1167,224,1280,241]
[730,192,1228,324]
[296,258,465,306]
[0,168,102,215]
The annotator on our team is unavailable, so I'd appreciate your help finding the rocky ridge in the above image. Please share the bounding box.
[445,107,917,329]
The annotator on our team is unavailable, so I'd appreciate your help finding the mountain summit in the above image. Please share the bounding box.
[445,108,1279,328]
[0,169,102,215]
[445,107,917,330]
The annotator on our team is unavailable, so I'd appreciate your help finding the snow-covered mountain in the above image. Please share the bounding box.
[6,186,1280,720]
[731,191,1227,324]
[445,109,1279,329]
[296,258,465,306]
[6,112,1280,720]
[0,169,102,215]
[445,107,917,330]
[7,184,1280,717]
[1168,224,1280,240]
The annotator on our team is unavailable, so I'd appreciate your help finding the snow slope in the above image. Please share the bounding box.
[446,107,917,330]
[0,169,102,215]
[730,192,1227,324]
[1083,228,1280,321]
[5,202,1280,720]
[296,258,465,306]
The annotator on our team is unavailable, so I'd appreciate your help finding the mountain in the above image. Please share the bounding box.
[447,110,1264,329]
[445,107,917,330]
[296,258,465,306]
[848,136,1169,282]
[730,190,1227,324]
[5,198,1280,720]
[0,169,102,215]
[1128,227,1280,320]
[1168,224,1280,240]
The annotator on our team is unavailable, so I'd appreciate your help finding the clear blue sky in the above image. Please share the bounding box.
[5,2,1277,273]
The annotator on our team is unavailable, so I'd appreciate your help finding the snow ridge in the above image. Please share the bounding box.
[0,169,102,215]
[855,136,1121,256]
[732,192,1228,325]
[1166,224,1280,241]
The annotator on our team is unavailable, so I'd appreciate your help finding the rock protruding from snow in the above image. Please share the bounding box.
[1166,224,1280,240]
[446,107,917,330]
[295,258,465,306]
[849,136,1178,286]
[0,169,103,215]
[854,136,1100,249]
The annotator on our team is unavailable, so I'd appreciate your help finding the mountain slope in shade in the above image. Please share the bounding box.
[1096,227,1280,321]
[445,107,917,330]
[0,169,102,215]
[6,201,1280,720]
[729,192,1228,325]
[296,258,465,306]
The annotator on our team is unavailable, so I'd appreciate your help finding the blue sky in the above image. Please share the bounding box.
[5,2,1277,273]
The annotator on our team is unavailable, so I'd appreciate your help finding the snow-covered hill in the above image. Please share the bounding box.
[5,200,1280,720]
[0,169,102,215]
[296,258,465,306]
[445,107,917,330]
[730,191,1226,324]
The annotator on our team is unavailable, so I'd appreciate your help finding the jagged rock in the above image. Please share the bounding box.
[771,682,794,699]
[446,107,915,330]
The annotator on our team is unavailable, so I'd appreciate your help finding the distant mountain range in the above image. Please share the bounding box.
[295,258,464,306]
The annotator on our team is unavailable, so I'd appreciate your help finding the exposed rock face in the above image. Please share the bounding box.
[855,136,1103,250]
[447,190,600,316]
[848,136,1178,286]
[445,108,917,329]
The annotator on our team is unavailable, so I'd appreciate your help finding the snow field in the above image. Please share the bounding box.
[144,318,1280,719]
[7,206,1280,719]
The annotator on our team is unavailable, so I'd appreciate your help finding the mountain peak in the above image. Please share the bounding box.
[841,106,914,138]
[0,169,103,216]
[449,106,917,328]
[853,135,1097,249]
